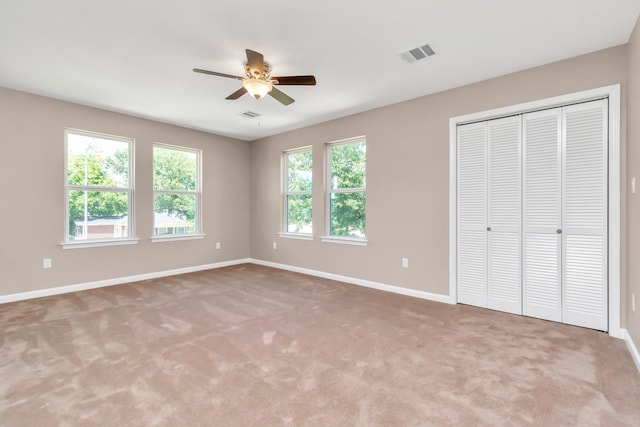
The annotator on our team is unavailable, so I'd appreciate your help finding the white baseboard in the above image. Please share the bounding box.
[1,259,628,339]
[249,258,455,305]
[623,329,640,373]
[2,258,637,371]
[0,258,251,304]
[0,257,452,305]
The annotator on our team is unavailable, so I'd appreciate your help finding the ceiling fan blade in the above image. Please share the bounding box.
[245,49,265,78]
[193,68,244,80]
[269,86,295,105]
[271,75,316,86]
[225,87,247,100]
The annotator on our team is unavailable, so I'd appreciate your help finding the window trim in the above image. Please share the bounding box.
[278,232,314,240]
[152,143,202,238]
[282,146,313,235]
[322,136,367,244]
[63,128,135,247]
[151,233,205,243]
[62,238,139,250]
[319,235,368,246]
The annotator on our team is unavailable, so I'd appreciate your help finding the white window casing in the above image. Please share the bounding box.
[152,143,202,241]
[62,128,135,249]
[322,136,367,245]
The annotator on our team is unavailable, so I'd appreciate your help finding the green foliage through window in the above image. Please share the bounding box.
[65,131,132,241]
[285,149,313,233]
[153,145,200,235]
[328,139,366,238]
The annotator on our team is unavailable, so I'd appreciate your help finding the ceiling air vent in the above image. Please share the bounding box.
[401,43,436,63]
[240,110,261,119]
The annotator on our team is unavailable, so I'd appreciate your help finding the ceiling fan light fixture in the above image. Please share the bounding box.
[194,49,314,105]
[243,78,272,99]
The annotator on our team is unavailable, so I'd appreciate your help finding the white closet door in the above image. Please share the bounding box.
[523,109,562,322]
[487,116,521,314]
[457,122,487,307]
[562,100,608,331]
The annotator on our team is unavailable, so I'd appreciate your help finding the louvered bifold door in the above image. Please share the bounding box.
[522,109,562,322]
[562,100,608,331]
[457,122,488,307]
[487,116,522,314]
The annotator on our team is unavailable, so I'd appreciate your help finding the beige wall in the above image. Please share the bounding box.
[627,19,640,345]
[0,87,251,296]
[251,46,628,315]
[0,39,635,338]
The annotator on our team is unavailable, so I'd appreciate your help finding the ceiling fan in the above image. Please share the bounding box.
[193,49,316,105]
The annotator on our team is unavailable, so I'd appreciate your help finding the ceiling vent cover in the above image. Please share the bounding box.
[240,110,261,119]
[401,44,436,63]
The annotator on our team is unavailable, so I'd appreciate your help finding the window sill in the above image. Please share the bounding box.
[61,238,140,250]
[151,234,205,243]
[319,236,368,246]
[278,232,314,241]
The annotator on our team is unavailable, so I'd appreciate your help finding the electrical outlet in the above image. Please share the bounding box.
[216,241,221,250]
[402,257,409,268]
[273,242,277,250]
[633,293,636,312]
[43,258,52,269]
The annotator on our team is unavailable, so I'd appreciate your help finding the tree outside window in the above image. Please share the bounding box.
[328,138,366,238]
[65,130,132,241]
[284,148,312,234]
[153,144,201,236]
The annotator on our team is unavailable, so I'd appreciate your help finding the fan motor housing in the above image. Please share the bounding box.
[245,61,271,80]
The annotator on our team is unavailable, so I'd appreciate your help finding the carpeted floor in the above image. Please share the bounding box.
[1,264,639,426]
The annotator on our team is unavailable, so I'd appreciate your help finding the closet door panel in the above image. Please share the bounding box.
[488,232,521,313]
[563,101,607,231]
[564,235,606,329]
[487,117,521,314]
[523,234,561,321]
[458,231,487,306]
[522,109,562,321]
[562,100,608,330]
[457,122,487,307]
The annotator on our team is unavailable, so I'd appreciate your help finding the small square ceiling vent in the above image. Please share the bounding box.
[240,110,261,119]
[401,44,436,63]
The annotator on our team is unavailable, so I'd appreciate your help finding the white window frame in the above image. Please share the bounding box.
[62,129,137,249]
[151,143,204,242]
[321,136,368,246]
[279,146,313,240]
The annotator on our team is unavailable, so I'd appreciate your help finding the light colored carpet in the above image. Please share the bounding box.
[1,264,639,426]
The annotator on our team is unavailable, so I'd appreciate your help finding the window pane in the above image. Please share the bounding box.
[154,194,196,235]
[287,150,312,192]
[154,146,197,191]
[287,194,312,233]
[67,133,129,187]
[330,192,366,238]
[68,190,129,240]
[330,141,366,190]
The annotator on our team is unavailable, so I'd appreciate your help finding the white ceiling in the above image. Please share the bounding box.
[1,1,639,141]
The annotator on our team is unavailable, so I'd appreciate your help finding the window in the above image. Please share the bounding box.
[325,137,366,241]
[153,144,201,238]
[283,148,313,235]
[65,129,134,244]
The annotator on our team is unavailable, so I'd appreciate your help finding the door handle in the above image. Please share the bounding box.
[487,227,491,231]
[556,229,562,234]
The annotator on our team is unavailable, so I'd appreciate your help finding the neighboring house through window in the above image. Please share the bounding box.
[325,137,367,242]
[153,144,201,237]
[283,147,313,235]
[65,129,133,243]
